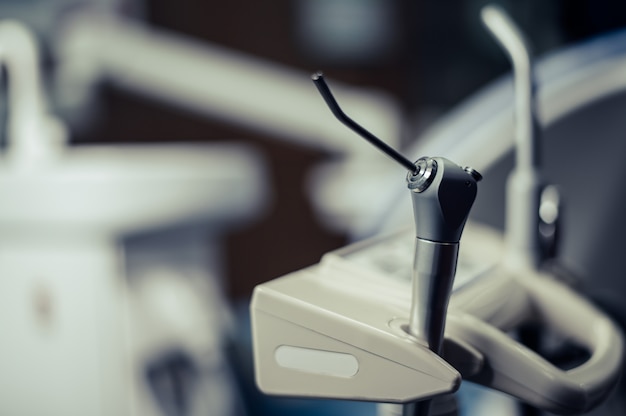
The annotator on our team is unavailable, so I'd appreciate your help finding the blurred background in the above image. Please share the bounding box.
[2,0,626,415]
[46,0,626,299]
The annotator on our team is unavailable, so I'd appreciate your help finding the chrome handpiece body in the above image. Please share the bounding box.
[407,157,480,354]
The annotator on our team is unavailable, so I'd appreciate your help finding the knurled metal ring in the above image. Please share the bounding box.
[407,157,437,192]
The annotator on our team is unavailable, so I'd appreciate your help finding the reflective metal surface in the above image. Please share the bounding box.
[408,238,459,354]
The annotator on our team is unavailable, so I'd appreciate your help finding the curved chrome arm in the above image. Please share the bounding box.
[481,5,548,268]
[481,5,540,170]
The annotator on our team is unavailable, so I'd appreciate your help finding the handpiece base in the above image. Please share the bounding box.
[409,238,459,354]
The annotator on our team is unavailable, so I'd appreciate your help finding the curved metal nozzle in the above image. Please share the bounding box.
[481,5,540,170]
[312,72,418,174]
[482,5,552,267]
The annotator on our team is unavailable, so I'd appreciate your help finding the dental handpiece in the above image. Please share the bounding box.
[312,74,480,416]
[312,72,480,352]
[407,157,480,353]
